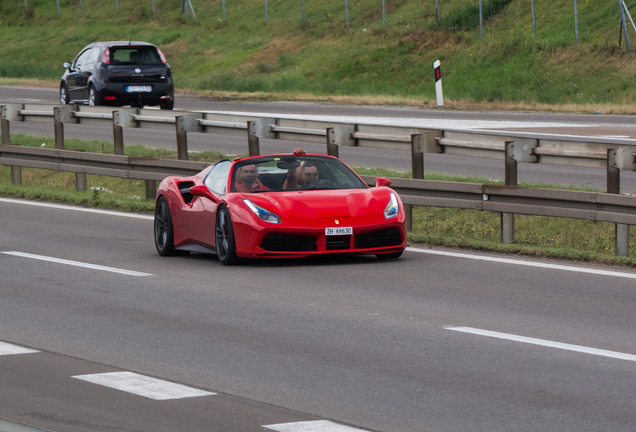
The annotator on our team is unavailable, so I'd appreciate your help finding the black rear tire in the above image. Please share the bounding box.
[376,251,403,260]
[88,85,101,107]
[154,196,179,256]
[160,99,174,110]
[215,206,239,266]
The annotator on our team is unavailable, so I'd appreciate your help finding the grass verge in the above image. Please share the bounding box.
[2,134,635,267]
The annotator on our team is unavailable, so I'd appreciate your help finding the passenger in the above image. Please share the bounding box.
[235,164,269,192]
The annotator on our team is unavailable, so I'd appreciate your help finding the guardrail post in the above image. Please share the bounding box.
[608,148,632,257]
[1,116,9,145]
[247,119,276,156]
[175,114,204,161]
[113,114,124,156]
[501,141,518,244]
[53,105,76,150]
[326,127,339,157]
[112,108,139,156]
[145,180,157,200]
[1,104,24,145]
[11,166,22,184]
[76,173,87,191]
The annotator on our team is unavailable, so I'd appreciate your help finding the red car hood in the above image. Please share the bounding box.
[242,188,393,218]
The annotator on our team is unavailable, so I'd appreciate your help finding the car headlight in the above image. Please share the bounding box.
[243,199,281,224]
[384,193,399,219]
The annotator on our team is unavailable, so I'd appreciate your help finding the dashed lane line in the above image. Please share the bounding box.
[0,197,154,220]
[72,372,215,400]
[406,247,636,280]
[0,341,38,356]
[1,251,153,277]
[446,327,636,362]
[263,420,368,432]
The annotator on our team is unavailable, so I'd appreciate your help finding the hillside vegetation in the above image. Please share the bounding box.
[0,0,635,107]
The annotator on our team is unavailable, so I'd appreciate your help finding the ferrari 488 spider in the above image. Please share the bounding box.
[154,151,406,265]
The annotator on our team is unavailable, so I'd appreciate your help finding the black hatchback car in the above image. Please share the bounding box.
[60,41,174,110]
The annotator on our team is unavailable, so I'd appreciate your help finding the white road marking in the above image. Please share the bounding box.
[72,371,215,400]
[201,110,598,131]
[1,251,153,277]
[263,420,367,432]
[405,247,636,280]
[0,341,38,356]
[446,327,636,362]
[0,198,154,220]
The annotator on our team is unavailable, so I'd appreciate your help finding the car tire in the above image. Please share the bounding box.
[60,84,69,105]
[160,100,174,110]
[376,251,403,260]
[215,205,239,266]
[154,196,184,257]
[88,85,101,107]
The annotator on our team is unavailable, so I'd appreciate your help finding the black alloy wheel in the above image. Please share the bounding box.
[154,196,180,256]
[215,206,238,265]
[60,85,69,105]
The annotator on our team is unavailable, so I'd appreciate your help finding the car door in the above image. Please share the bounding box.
[186,161,231,248]
[67,49,92,101]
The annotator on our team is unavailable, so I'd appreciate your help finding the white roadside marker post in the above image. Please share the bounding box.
[433,60,443,106]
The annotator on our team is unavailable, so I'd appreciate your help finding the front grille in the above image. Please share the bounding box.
[261,233,316,252]
[326,235,351,251]
[355,228,402,249]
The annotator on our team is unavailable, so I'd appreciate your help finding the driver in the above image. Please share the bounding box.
[235,164,269,192]
[300,162,319,185]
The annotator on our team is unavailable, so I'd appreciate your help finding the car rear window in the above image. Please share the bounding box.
[109,47,162,65]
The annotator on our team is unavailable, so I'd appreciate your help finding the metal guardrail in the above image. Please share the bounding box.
[2,144,636,257]
[3,103,636,169]
[2,102,636,257]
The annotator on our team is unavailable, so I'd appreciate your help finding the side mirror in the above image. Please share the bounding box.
[189,184,218,202]
[63,62,72,69]
[375,177,391,188]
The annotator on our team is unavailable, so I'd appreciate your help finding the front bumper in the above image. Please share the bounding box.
[234,218,407,259]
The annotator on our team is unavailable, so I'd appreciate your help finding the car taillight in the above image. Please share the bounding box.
[105,96,117,100]
[156,48,167,64]
[102,49,110,64]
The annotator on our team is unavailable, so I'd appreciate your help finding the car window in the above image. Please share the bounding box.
[109,47,162,65]
[73,49,92,69]
[85,47,101,65]
[203,160,231,195]
[231,155,367,193]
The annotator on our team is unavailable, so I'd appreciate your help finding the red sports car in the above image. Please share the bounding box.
[154,150,406,265]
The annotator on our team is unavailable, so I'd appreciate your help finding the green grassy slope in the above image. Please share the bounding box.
[0,0,634,105]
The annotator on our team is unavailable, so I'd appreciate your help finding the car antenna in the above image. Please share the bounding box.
[129,35,133,46]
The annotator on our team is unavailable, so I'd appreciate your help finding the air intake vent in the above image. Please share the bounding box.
[326,235,351,251]
[261,233,317,252]
[355,228,402,249]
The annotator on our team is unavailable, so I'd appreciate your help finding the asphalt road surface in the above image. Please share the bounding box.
[2,86,636,192]
[1,197,636,432]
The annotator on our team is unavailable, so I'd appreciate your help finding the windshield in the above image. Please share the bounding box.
[231,155,367,193]
[109,46,162,65]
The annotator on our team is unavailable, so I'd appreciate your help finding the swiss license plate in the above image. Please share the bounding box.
[125,85,152,93]
[325,227,352,236]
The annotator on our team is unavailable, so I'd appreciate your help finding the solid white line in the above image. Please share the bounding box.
[405,247,636,280]
[446,327,636,362]
[1,251,153,277]
[263,420,367,432]
[0,341,39,356]
[0,198,153,220]
[72,372,215,400]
